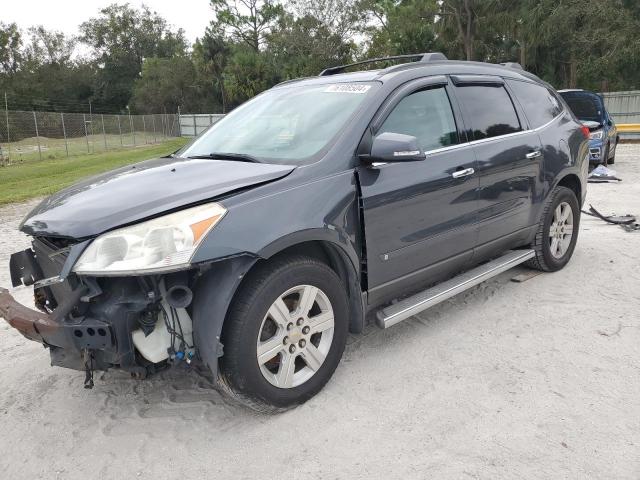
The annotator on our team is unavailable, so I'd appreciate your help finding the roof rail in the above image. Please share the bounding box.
[501,62,524,70]
[319,52,448,76]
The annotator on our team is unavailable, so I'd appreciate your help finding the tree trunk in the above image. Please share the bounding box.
[463,0,474,61]
[569,51,577,88]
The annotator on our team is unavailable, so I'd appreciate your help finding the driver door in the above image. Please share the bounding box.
[357,78,479,306]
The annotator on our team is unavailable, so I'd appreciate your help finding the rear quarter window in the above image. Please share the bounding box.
[508,80,562,128]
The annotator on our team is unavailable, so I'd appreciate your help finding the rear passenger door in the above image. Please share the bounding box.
[452,76,544,251]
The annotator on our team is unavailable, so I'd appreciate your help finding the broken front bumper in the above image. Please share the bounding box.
[0,286,114,352]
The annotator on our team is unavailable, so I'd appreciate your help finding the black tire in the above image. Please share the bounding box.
[526,186,580,272]
[219,256,349,413]
[608,141,616,164]
[603,143,610,166]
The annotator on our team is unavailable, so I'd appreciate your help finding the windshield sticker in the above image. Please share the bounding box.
[324,84,371,94]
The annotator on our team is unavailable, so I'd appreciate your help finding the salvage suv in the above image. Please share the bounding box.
[1,53,589,412]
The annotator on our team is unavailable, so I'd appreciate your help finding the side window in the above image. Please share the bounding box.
[378,87,459,152]
[508,80,562,128]
[547,89,564,117]
[455,85,522,140]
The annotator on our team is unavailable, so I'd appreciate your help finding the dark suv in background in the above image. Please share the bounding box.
[559,89,619,165]
[1,53,589,411]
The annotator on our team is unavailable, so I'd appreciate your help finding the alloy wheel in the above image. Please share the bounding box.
[256,285,334,388]
[549,201,574,259]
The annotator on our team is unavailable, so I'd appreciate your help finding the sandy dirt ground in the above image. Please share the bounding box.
[1,146,639,479]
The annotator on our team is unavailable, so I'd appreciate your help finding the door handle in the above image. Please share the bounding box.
[526,150,542,159]
[451,167,475,179]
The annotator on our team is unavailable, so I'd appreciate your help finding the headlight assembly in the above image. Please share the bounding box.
[73,203,227,275]
[589,130,603,140]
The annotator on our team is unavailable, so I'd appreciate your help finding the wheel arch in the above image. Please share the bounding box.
[191,235,364,381]
[256,236,365,335]
[556,173,582,204]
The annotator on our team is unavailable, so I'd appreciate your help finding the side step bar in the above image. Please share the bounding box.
[376,249,535,329]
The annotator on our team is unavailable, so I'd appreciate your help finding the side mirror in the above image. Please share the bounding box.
[367,132,426,163]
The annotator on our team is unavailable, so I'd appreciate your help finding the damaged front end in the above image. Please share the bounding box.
[1,236,202,386]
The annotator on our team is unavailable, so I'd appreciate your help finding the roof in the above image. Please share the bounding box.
[273,59,541,90]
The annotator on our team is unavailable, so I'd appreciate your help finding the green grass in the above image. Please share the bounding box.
[0,138,188,205]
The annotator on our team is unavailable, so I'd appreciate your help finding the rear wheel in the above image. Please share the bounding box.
[219,256,348,412]
[526,186,580,272]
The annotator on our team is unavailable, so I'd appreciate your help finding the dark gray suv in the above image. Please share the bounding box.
[1,53,589,411]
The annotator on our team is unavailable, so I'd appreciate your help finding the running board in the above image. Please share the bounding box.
[376,249,535,329]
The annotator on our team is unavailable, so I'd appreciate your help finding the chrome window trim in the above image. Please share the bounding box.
[374,84,567,163]
[420,109,564,157]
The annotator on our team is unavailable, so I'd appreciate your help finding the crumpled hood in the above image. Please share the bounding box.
[20,156,295,239]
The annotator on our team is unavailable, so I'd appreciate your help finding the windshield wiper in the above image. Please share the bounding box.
[187,152,261,163]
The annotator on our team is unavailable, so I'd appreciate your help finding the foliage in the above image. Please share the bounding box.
[1,0,640,116]
[80,4,188,110]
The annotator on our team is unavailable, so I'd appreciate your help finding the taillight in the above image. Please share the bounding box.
[580,125,590,138]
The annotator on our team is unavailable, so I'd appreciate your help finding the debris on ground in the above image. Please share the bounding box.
[511,271,542,283]
[581,205,637,232]
[588,165,622,183]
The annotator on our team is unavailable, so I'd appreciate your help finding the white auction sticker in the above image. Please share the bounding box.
[324,84,371,94]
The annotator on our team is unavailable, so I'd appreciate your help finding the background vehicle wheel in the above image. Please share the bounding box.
[526,186,580,272]
[602,143,610,166]
[608,141,616,164]
[219,256,349,413]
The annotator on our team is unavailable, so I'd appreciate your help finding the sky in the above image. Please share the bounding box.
[2,0,214,44]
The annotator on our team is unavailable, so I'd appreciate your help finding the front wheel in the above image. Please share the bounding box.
[219,256,348,412]
[526,186,580,272]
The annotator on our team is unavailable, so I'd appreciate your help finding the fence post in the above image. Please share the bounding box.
[83,114,90,153]
[129,110,135,146]
[61,112,69,158]
[101,114,107,151]
[177,106,182,137]
[88,101,93,140]
[33,111,42,161]
[3,92,10,163]
[142,115,147,144]
[193,115,197,137]
[117,114,123,146]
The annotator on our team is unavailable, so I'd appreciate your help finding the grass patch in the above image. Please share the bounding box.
[0,138,189,205]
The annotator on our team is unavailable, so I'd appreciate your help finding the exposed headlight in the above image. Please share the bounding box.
[590,130,603,140]
[73,203,227,275]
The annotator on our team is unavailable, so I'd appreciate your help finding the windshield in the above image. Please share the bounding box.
[177,82,379,165]
[561,93,603,123]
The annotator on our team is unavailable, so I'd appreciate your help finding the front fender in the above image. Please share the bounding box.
[191,255,258,374]
[189,169,364,377]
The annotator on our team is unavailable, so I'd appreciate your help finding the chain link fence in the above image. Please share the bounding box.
[0,110,180,165]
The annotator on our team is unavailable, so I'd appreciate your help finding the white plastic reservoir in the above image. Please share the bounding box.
[131,302,194,363]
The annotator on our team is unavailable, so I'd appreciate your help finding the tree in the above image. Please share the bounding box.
[80,4,188,110]
[197,25,232,112]
[222,44,280,108]
[131,57,214,113]
[210,0,284,52]
[440,0,478,61]
[267,12,356,78]
[362,0,441,57]
[0,22,22,74]
[24,26,76,66]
